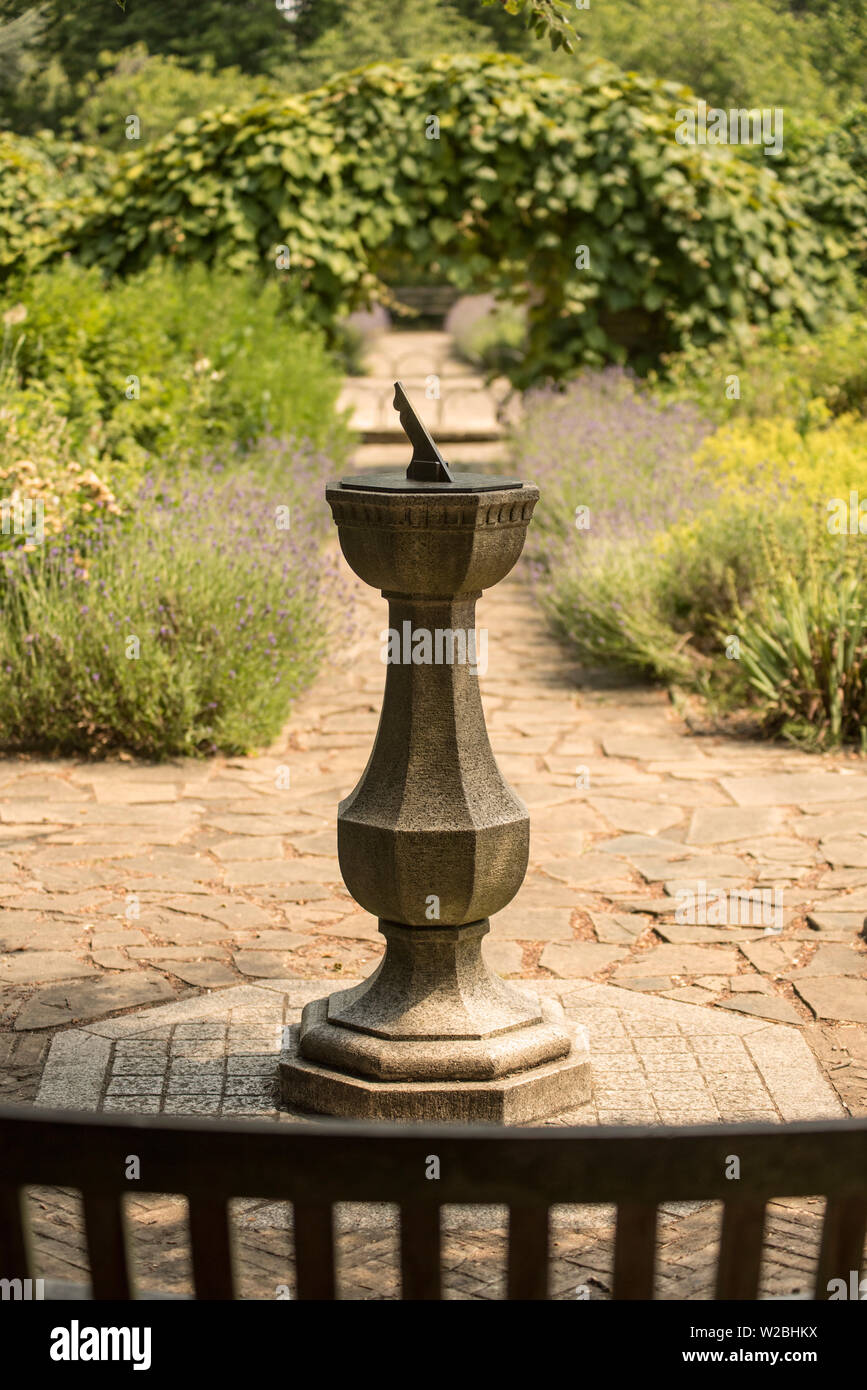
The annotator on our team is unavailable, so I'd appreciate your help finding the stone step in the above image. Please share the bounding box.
[348,441,510,470]
[338,380,508,439]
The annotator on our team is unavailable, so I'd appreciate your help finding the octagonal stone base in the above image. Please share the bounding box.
[279,1021,592,1123]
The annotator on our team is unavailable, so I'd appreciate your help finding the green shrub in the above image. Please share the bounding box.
[0,309,127,553]
[1,260,350,461]
[274,0,492,94]
[0,0,296,91]
[745,105,867,281]
[0,394,123,553]
[658,304,867,428]
[0,131,113,282]
[560,0,828,113]
[731,552,867,750]
[65,45,279,150]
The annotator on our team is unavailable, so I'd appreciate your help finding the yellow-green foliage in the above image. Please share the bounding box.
[692,412,867,529]
[520,371,867,746]
[652,412,867,633]
[660,413,867,745]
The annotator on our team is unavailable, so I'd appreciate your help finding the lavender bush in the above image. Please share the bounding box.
[445,295,497,341]
[0,436,352,757]
[513,365,867,745]
[335,304,392,374]
[446,294,526,376]
[515,369,719,681]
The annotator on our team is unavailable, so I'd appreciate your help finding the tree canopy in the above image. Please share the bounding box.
[0,0,576,88]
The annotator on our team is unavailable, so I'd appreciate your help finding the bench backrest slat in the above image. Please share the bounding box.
[507,1205,549,1300]
[715,1200,766,1299]
[0,1186,32,1286]
[82,1192,134,1301]
[612,1202,657,1299]
[294,1203,336,1301]
[399,1204,442,1301]
[188,1197,235,1300]
[815,1195,867,1300]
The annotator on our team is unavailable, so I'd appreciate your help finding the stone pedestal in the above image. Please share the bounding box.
[280,403,592,1122]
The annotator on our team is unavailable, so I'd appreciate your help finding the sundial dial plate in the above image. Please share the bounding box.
[335,471,524,493]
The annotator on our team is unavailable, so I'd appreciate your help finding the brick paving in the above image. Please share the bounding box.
[2,402,867,1293]
[23,981,843,1299]
[21,958,847,1298]
[23,1186,829,1301]
[30,978,842,1124]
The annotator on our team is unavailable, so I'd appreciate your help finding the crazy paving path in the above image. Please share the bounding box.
[1,563,866,1114]
[4,557,867,1299]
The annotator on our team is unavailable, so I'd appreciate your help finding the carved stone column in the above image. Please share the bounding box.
[279,386,591,1122]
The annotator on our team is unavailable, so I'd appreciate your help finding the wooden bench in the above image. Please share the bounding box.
[1,1105,865,1300]
[390,285,461,319]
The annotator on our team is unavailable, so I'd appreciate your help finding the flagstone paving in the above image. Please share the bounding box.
[3,533,867,1301]
[1,564,866,1116]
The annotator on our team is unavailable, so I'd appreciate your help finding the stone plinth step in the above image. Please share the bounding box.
[279,1022,592,1124]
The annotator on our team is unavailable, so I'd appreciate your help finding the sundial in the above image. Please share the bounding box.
[336,380,524,492]
[282,399,592,1122]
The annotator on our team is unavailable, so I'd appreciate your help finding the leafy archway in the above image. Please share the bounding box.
[5,54,853,385]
